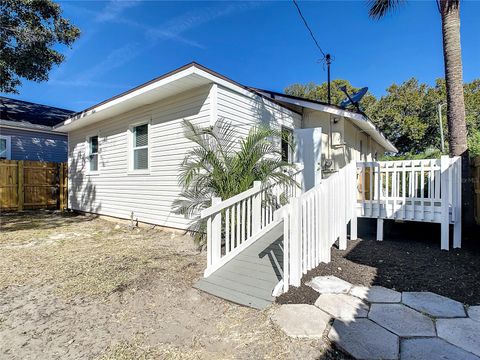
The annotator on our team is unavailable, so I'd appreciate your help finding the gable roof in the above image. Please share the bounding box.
[0,97,74,130]
[54,61,396,152]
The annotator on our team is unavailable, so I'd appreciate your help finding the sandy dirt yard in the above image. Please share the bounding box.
[0,211,338,360]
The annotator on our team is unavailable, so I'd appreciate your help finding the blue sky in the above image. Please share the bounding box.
[4,0,480,111]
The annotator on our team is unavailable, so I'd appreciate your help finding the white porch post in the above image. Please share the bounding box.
[453,157,462,248]
[440,155,450,250]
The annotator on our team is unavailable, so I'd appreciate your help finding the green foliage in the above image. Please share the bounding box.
[285,79,377,113]
[0,0,80,93]
[468,128,480,157]
[173,119,298,247]
[368,78,443,154]
[380,147,444,161]
[286,77,480,157]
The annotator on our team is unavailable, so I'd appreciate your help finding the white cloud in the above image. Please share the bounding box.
[95,0,143,23]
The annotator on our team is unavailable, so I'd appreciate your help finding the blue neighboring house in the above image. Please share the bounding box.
[0,97,74,162]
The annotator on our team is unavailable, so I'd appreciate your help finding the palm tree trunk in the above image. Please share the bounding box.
[440,0,474,233]
[440,0,467,156]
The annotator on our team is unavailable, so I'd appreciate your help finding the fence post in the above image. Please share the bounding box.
[453,157,462,248]
[351,163,358,240]
[17,160,24,211]
[59,163,65,211]
[211,197,222,266]
[440,155,450,250]
[290,197,302,287]
[252,181,262,233]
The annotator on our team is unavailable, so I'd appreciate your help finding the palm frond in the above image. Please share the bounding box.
[174,117,300,249]
[368,0,404,19]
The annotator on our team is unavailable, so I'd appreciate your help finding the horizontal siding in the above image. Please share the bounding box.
[217,86,302,141]
[68,83,303,230]
[68,85,212,229]
[0,127,67,162]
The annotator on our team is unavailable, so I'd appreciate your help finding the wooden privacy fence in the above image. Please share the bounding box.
[276,161,357,293]
[0,160,67,211]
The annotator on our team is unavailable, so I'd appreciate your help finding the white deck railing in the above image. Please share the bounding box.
[201,167,303,277]
[276,161,357,293]
[357,156,462,250]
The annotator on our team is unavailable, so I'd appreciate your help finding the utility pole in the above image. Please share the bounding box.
[326,54,332,105]
[438,103,446,152]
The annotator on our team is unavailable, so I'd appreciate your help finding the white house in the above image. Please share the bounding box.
[55,62,396,231]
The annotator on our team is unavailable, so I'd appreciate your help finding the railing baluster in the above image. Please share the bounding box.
[236,202,241,245]
[247,196,251,237]
[241,199,246,242]
[225,206,230,254]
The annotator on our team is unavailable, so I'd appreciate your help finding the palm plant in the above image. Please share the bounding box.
[368,0,473,226]
[369,0,468,158]
[173,118,298,247]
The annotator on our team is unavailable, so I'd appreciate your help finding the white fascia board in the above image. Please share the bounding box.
[192,67,299,115]
[0,120,66,135]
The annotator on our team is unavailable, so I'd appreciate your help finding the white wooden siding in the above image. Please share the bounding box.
[68,84,301,230]
[217,85,302,138]
[68,85,212,229]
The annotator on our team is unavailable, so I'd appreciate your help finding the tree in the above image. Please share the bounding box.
[285,79,377,113]
[369,0,476,230]
[173,119,298,246]
[368,0,468,159]
[0,0,80,93]
[368,78,445,154]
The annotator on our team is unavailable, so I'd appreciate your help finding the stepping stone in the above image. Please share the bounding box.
[468,306,480,322]
[350,285,401,303]
[306,276,352,294]
[271,304,331,339]
[328,318,399,360]
[315,294,369,321]
[401,337,480,360]
[368,303,435,337]
[437,318,480,356]
[402,291,466,318]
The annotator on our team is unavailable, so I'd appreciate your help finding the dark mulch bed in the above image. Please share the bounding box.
[277,220,480,306]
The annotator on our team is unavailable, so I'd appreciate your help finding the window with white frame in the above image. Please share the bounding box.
[88,135,99,172]
[131,123,149,170]
[0,135,11,160]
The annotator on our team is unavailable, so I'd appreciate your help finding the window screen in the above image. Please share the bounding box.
[133,124,148,170]
[0,138,6,159]
[89,136,98,171]
[281,127,293,162]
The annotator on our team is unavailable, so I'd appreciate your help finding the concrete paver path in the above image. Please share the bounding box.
[272,277,479,359]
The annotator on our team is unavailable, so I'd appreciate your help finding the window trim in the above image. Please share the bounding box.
[128,120,151,175]
[85,133,100,175]
[0,135,12,160]
[281,126,293,163]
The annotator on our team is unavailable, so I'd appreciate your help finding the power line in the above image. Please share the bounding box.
[291,0,326,59]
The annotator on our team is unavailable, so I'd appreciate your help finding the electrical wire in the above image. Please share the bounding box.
[292,0,327,59]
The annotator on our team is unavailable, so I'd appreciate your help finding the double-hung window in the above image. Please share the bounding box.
[0,135,12,160]
[88,135,99,172]
[131,123,149,171]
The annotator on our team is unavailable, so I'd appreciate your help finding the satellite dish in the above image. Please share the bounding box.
[339,86,368,110]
